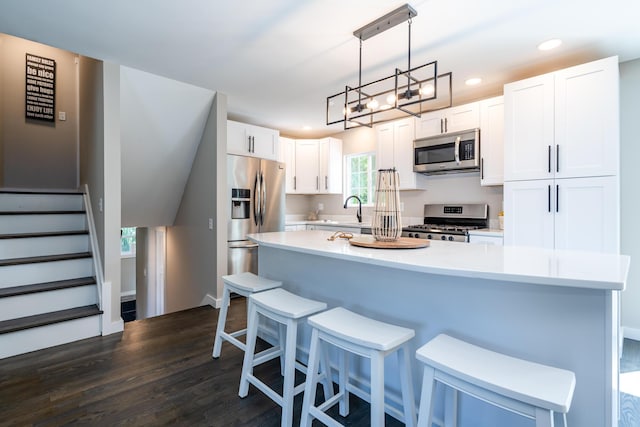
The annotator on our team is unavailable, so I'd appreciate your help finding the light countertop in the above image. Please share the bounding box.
[248,230,629,291]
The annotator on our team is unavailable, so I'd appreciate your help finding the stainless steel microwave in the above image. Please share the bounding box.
[413,128,480,174]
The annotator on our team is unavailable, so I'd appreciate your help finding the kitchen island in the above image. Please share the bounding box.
[248,230,629,427]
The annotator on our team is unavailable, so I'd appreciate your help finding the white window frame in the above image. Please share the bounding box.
[344,152,376,207]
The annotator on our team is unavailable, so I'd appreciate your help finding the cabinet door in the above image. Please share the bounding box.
[554,176,618,253]
[319,137,342,194]
[479,96,504,186]
[376,122,395,170]
[446,102,480,133]
[294,140,319,193]
[249,125,278,161]
[393,118,424,190]
[554,56,619,179]
[415,110,444,138]
[468,234,503,245]
[504,73,555,181]
[281,137,296,193]
[227,120,252,156]
[503,179,555,249]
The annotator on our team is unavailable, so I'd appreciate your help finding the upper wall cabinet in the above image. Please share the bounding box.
[479,96,504,186]
[286,137,342,194]
[415,102,480,138]
[227,120,279,160]
[280,137,296,192]
[504,56,619,181]
[376,117,427,190]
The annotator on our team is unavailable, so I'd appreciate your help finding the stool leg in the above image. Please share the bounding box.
[398,344,417,427]
[417,366,436,427]
[300,328,321,427]
[281,318,298,427]
[444,386,458,427]
[338,348,349,416]
[212,285,231,358]
[320,339,335,401]
[370,351,385,427]
[278,323,287,376]
[534,407,553,427]
[238,299,259,398]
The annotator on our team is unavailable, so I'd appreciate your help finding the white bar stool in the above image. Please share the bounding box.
[212,272,282,358]
[300,307,417,427]
[416,334,576,427]
[238,288,331,427]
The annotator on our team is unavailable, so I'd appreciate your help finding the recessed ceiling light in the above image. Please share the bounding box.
[538,39,562,51]
[465,77,482,86]
[302,125,312,131]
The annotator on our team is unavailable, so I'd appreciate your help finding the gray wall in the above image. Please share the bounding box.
[620,58,640,335]
[165,93,226,313]
[121,257,136,295]
[0,34,79,189]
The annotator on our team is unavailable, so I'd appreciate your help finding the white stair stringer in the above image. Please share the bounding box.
[0,315,102,359]
[0,189,103,359]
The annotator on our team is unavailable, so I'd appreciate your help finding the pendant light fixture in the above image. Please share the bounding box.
[326,4,453,130]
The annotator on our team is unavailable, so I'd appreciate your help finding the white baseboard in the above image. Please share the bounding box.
[201,293,221,309]
[102,318,124,335]
[623,326,640,341]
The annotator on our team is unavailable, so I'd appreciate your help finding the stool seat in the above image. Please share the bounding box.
[251,288,327,319]
[301,307,417,427]
[416,334,576,427]
[222,272,282,295]
[212,272,282,359]
[308,307,415,351]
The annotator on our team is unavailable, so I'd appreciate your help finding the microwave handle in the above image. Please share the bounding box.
[454,136,461,164]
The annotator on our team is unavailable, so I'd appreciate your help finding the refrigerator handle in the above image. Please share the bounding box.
[260,171,266,226]
[253,171,260,226]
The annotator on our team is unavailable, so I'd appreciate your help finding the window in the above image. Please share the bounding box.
[344,152,376,206]
[121,227,136,257]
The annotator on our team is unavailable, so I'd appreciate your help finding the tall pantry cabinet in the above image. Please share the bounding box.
[503,56,619,253]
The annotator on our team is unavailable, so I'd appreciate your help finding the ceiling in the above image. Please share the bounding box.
[1,0,640,138]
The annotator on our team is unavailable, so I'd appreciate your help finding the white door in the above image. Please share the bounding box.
[415,110,444,138]
[319,138,342,194]
[282,137,296,193]
[393,118,418,190]
[250,124,278,160]
[227,120,251,156]
[376,122,395,170]
[479,96,504,186]
[554,56,619,179]
[553,176,618,253]
[294,140,319,193]
[504,73,555,181]
[503,179,555,249]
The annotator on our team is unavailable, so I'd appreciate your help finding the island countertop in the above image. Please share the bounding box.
[248,230,629,291]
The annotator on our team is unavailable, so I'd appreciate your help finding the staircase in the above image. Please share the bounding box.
[0,190,102,359]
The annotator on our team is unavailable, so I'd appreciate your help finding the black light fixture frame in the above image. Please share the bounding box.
[326,3,453,130]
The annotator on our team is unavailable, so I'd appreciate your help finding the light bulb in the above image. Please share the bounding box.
[420,85,434,95]
[386,94,396,104]
[367,99,379,110]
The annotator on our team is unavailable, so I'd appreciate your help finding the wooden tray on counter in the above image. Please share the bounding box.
[348,236,429,249]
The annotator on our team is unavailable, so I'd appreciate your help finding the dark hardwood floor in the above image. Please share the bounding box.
[0,298,402,426]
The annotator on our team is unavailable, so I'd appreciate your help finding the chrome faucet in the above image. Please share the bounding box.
[343,195,362,223]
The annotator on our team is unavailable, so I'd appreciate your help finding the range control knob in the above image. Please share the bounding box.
[427,234,432,240]
[448,236,454,241]
[441,235,446,241]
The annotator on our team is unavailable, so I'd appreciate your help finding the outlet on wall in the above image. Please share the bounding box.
[317,203,324,211]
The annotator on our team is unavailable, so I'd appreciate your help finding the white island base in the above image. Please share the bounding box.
[249,231,629,427]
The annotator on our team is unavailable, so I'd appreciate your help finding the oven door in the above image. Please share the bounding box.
[414,128,480,174]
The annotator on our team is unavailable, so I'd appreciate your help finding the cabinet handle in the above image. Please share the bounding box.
[444,118,448,133]
[548,185,551,213]
[248,136,252,153]
[548,145,551,173]
[556,145,560,173]
[325,176,328,190]
[252,136,256,153]
[556,184,559,213]
[440,119,443,134]
[481,158,484,180]
[316,176,319,190]
[293,176,296,190]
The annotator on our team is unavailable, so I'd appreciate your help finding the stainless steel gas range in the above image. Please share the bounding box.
[402,203,488,242]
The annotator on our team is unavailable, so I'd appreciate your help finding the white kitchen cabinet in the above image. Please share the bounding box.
[281,137,296,193]
[468,233,503,245]
[376,117,427,190]
[227,120,279,160]
[415,102,480,138]
[504,56,618,181]
[504,176,618,252]
[479,96,504,186]
[289,138,342,194]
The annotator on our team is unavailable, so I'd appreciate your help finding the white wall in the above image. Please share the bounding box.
[620,58,640,337]
[121,257,135,296]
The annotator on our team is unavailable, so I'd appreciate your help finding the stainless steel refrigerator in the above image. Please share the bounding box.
[227,154,285,275]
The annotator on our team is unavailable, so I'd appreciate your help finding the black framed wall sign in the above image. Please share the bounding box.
[25,53,56,122]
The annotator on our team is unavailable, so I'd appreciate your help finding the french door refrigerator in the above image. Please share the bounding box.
[227,154,285,275]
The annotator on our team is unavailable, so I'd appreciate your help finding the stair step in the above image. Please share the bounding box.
[0,277,96,298]
[0,230,88,239]
[0,189,82,195]
[0,304,102,335]
[0,210,85,215]
[0,252,92,267]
